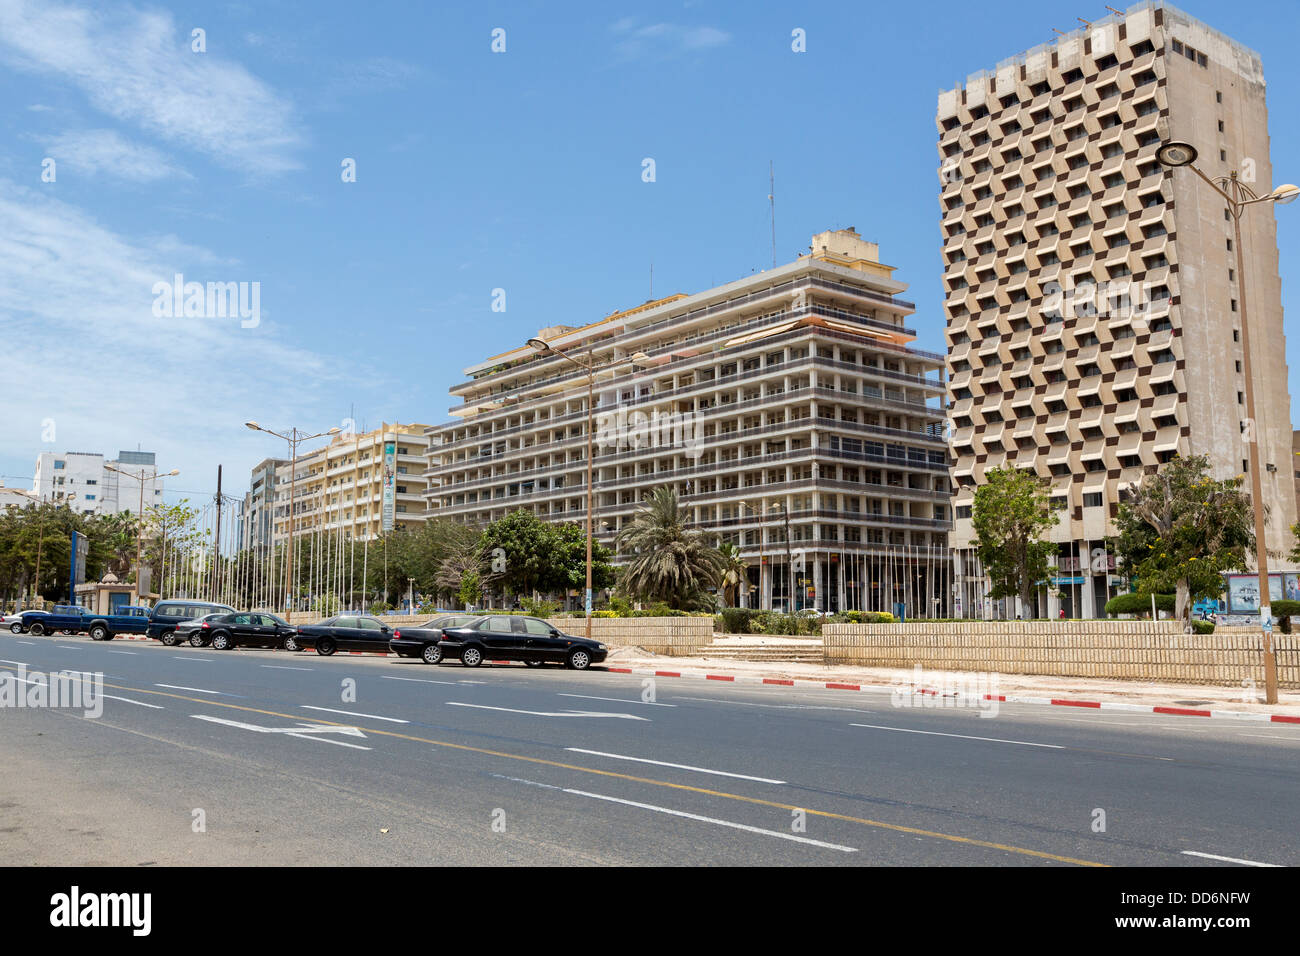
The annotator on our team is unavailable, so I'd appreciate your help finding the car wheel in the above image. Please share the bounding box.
[421,644,442,665]
[90,625,109,641]
[160,630,178,647]
[461,645,483,668]
[283,635,300,652]
[188,632,206,647]
[524,660,544,668]
[211,632,233,651]
[566,649,592,671]
[316,638,336,657]
[29,623,46,636]
[9,623,22,633]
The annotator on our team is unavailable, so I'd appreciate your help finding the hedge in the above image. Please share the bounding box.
[1104,592,1176,617]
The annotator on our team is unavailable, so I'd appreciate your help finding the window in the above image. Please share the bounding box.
[54,460,65,470]
[1083,492,1103,508]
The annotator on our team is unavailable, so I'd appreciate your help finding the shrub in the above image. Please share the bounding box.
[1104,592,1175,617]
[520,597,560,618]
[1190,619,1215,634]
[367,601,393,615]
[719,608,754,634]
[1272,599,1300,633]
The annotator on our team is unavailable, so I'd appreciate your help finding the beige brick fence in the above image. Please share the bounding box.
[284,613,712,657]
[822,621,1300,688]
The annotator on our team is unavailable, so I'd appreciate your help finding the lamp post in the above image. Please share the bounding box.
[245,422,340,614]
[1156,141,1297,704]
[524,338,649,640]
[104,463,179,604]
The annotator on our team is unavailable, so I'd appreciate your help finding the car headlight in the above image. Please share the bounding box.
[598,644,608,651]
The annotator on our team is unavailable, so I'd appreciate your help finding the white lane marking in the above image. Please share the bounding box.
[14,641,35,645]
[559,693,676,708]
[103,694,164,709]
[56,645,78,650]
[173,657,212,662]
[0,659,29,666]
[192,714,369,739]
[677,694,876,714]
[457,679,486,684]
[1182,850,1280,867]
[566,748,785,784]
[565,788,856,852]
[300,704,408,723]
[107,650,137,656]
[1240,733,1300,740]
[261,665,313,672]
[156,683,224,695]
[382,675,456,685]
[850,723,1064,749]
[447,702,648,721]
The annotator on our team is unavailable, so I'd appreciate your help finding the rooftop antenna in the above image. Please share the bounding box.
[1077,18,1092,27]
[1051,27,1067,36]
[650,261,653,299]
[1104,6,1123,14]
[768,160,777,269]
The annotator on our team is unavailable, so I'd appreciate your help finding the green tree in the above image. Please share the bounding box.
[971,466,1060,615]
[717,542,749,607]
[542,521,616,596]
[479,510,555,598]
[615,486,724,610]
[1115,455,1253,623]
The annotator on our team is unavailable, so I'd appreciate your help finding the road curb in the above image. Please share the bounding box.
[605,666,1300,724]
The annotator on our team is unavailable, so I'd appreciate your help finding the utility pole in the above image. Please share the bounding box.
[211,464,222,603]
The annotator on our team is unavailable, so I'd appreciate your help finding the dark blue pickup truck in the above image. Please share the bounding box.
[85,606,153,641]
[19,605,92,636]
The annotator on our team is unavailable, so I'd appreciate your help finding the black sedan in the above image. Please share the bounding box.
[204,612,300,651]
[294,615,395,656]
[177,613,231,647]
[437,615,608,670]
[389,615,484,664]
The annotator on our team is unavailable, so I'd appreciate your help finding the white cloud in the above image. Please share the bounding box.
[610,18,731,59]
[0,0,303,175]
[43,128,188,182]
[0,178,355,488]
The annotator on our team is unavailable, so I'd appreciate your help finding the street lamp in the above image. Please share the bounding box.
[524,338,650,640]
[104,463,179,605]
[1157,141,1296,704]
[246,421,340,614]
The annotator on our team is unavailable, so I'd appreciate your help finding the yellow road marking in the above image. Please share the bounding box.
[99,679,1108,866]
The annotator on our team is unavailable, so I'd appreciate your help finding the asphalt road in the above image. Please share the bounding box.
[1,630,1297,866]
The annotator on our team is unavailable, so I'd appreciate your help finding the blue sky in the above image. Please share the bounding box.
[1,0,1297,505]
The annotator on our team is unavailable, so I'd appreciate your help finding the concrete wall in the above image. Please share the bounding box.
[284,613,713,657]
[823,621,1300,688]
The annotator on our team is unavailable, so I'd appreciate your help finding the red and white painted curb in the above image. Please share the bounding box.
[606,666,1300,725]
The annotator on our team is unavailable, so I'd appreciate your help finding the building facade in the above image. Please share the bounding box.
[32,450,164,516]
[427,229,951,614]
[266,424,433,548]
[939,2,1295,618]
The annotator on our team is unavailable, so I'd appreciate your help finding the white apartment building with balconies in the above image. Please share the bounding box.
[427,229,951,614]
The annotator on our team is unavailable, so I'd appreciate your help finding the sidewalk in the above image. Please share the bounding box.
[604,646,1300,722]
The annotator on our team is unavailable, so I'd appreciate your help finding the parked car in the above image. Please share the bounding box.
[175,613,234,647]
[6,610,46,633]
[205,612,300,651]
[86,605,153,641]
[294,615,396,656]
[436,615,608,670]
[146,600,237,645]
[23,605,92,636]
[389,614,484,664]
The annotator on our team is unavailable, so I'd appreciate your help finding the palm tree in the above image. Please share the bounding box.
[615,486,725,609]
[717,542,749,607]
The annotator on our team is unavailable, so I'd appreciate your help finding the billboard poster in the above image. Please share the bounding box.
[382,441,396,532]
[1224,573,1299,613]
